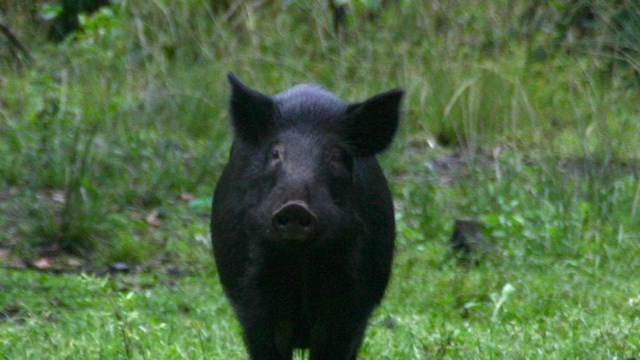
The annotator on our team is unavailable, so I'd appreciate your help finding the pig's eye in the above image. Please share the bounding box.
[328,147,353,173]
[270,144,284,163]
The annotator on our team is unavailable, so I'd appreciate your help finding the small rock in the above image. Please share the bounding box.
[180,192,195,202]
[50,190,66,204]
[33,258,53,270]
[145,211,162,227]
[109,262,130,273]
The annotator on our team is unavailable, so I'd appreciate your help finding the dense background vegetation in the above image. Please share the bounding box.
[1,0,639,358]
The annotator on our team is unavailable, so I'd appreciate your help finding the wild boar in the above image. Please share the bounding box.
[211,73,403,359]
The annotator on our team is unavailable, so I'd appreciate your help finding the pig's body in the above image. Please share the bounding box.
[211,74,402,360]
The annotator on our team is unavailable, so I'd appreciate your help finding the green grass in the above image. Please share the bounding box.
[2,153,640,358]
[1,0,640,358]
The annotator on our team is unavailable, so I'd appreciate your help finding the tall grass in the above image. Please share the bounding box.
[0,0,638,257]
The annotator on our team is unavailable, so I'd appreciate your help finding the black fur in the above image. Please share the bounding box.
[211,73,403,359]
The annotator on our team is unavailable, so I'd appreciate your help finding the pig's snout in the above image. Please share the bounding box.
[272,201,317,241]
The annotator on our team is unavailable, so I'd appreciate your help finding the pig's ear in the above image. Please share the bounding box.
[227,72,275,144]
[342,89,404,156]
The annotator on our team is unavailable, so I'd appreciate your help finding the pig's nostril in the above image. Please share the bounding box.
[299,216,312,227]
[276,215,289,226]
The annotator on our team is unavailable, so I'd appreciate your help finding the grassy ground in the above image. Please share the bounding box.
[2,155,640,358]
[1,1,640,358]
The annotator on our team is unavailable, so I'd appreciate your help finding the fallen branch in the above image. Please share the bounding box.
[0,18,32,63]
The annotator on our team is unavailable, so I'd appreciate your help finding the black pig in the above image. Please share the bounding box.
[211,73,403,360]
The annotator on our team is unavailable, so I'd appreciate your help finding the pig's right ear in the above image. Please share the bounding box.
[227,72,275,145]
[341,88,404,157]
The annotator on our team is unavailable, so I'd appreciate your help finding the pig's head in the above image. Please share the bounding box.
[225,73,403,245]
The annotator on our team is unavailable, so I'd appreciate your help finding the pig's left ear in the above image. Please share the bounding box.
[227,72,276,145]
[342,89,404,156]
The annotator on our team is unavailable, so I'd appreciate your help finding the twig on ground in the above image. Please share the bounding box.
[0,18,32,63]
